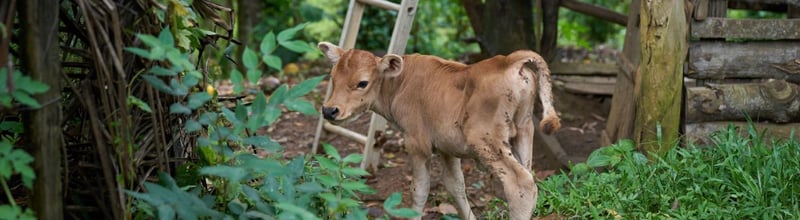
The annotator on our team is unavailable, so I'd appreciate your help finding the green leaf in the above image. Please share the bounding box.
[227,199,247,215]
[268,85,289,106]
[198,112,218,125]
[262,54,282,72]
[341,181,370,191]
[184,119,202,133]
[137,34,162,48]
[283,98,317,115]
[279,40,313,53]
[16,77,49,95]
[128,95,152,113]
[247,69,262,85]
[287,75,325,98]
[230,69,245,95]
[296,182,325,193]
[314,156,339,172]
[342,167,370,177]
[243,47,259,70]
[12,91,40,108]
[264,105,281,126]
[159,28,175,47]
[277,23,307,43]
[384,192,420,218]
[322,143,341,161]
[342,154,364,164]
[147,66,177,76]
[260,31,277,54]
[274,202,320,220]
[169,78,189,96]
[242,136,282,152]
[125,47,152,59]
[187,92,212,109]
[221,107,241,126]
[169,103,191,115]
[142,75,175,95]
[199,165,247,183]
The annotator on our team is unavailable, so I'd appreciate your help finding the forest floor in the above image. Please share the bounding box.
[265,69,612,219]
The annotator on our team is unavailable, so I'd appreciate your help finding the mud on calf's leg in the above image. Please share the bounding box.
[471,138,537,220]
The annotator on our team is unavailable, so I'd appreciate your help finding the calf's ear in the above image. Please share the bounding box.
[378,54,403,77]
[318,42,343,63]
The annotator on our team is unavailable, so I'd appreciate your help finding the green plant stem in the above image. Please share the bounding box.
[1,177,17,208]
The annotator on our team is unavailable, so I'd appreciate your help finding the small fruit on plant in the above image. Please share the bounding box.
[206,85,215,95]
[284,63,300,75]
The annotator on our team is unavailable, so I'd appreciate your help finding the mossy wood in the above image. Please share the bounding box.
[686,80,800,123]
[633,0,688,155]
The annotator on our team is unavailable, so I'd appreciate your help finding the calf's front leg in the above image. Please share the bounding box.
[406,137,432,220]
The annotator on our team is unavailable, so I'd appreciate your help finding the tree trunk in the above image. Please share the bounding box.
[461,0,534,57]
[20,0,63,219]
[634,0,688,155]
[686,80,800,123]
[235,0,264,74]
[540,0,559,62]
[602,0,641,146]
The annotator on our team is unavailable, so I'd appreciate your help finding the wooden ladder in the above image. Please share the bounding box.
[312,0,419,171]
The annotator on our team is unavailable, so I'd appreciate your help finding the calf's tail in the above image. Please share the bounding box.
[509,50,561,134]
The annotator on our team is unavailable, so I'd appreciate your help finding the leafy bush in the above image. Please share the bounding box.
[124,25,417,219]
[536,124,800,219]
[0,67,47,220]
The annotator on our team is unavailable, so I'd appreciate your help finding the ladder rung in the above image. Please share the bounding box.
[358,0,401,11]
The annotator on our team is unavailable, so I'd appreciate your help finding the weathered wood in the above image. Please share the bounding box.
[692,18,800,39]
[686,80,800,123]
[559,0,627,26]
[687,41,800,81]
[694,0,710,20]
[555,76,616,95]
[634,0,688,155]
[20,0,63,219]
[685,122,800,146]
[358,0,400,11]
[603,0,641,147]
[550,62,618,76]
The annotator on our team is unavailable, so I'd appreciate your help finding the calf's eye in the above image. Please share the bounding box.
[356,81,368,89]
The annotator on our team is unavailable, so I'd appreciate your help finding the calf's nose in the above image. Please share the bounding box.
[322,107,339,120]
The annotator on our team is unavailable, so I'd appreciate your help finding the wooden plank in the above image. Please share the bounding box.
[603,0,640,147]
[559,0,627,26]
[358,0,400,11]
[692,18,800,39]
[562,82,616,95]
[634,0,687,155]
[549,62,618,76]
[685,122,800,146]
[687,41,800,80]
[685,80,800,123]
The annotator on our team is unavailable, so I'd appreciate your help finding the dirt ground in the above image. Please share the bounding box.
[265,74,612,218]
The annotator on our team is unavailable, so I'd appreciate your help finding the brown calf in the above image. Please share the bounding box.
[318,42,560,220]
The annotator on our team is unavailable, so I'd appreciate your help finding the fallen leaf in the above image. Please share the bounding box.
[383,152,396,159]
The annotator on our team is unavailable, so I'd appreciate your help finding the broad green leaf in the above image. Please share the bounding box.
[262,54,282,72]
[147,66,177,76]
[0,121,23,133]
[15,75,49,94]
[384,192,420,218]
[264,105,281,126]
[169,103,191,114]
[181,73,200,87]
[150,47,166,60]
[199,165,247,183]
[230,69,245,95]
[342,167,370,177]
[322,143,341,161]
[125,47,151,59]
[169,78,189,96]
[314,156,339,172]
[287,75,326,98]
[142,75,175,95]
[128,95,152,113]
[268,85,289,106]
[277,23,307,43]
[227,199,247,215]
[283,98,317,115]
[243,47,259,69]
[342,154,364,164]
[187,92,212,109]
[242,136,281,152]
[246,69,262,85]
[137,34,162,48]
[295,182,324,194]
[260,31,277,54]
[221,107,241,126]
[158,28,174,47]
[341,181,370,191]
[279,40,313,53]
[198,112,218,125]
[274,202,320,220]
[12,91,40,108]
[184,119,202,133]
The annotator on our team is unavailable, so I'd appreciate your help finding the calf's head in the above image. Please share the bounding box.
[318,42,403,124]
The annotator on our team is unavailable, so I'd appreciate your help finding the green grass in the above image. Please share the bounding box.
[534,124,800,219]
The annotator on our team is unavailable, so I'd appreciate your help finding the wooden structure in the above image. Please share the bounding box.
[684,0,800,145]
[312,0,419,171]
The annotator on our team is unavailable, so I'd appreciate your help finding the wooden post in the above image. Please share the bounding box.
[634,0,688,155]
[20,0,63,219]
[602,0,640,146]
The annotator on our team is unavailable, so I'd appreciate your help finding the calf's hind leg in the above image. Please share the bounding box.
[440,154,477,220]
